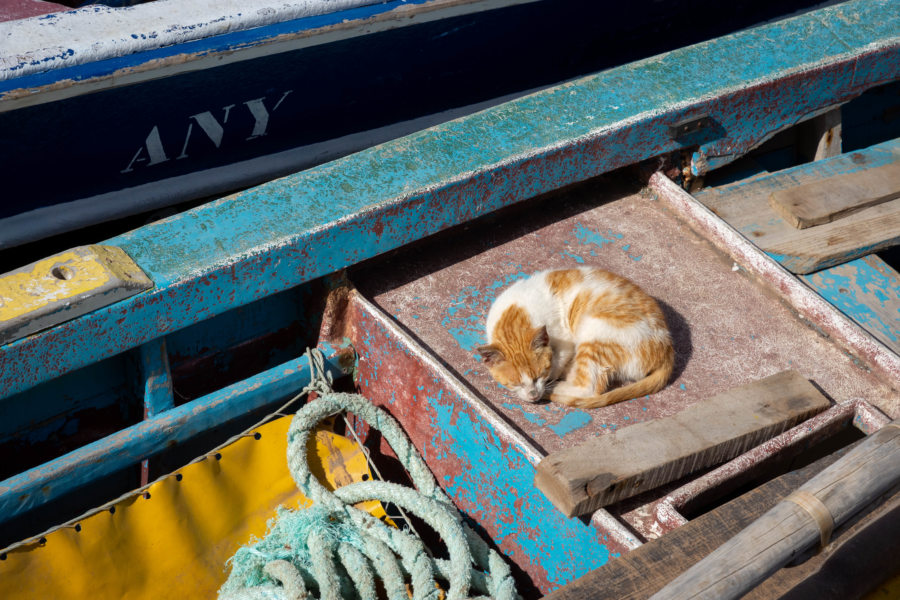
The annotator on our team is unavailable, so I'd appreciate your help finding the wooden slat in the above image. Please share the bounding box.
[804,254,900,356]
[768,161,900,229]
[544,438,900,600]
[534,371,830,517]
[650,421,900,600]
[694,139,900,274]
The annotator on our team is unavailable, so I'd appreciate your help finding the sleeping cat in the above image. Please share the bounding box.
[477,267,674,408]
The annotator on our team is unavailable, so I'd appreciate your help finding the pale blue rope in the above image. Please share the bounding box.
[219,349,518,600]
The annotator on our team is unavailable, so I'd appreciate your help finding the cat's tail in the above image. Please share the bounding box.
[567,356,674,409]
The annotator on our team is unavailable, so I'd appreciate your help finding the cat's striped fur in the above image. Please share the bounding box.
[477,267,674,408]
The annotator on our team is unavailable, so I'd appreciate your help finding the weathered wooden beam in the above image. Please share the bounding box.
[534,371,830,517]
[649,420,900,600]
[693,138,900,274]
[768,161,900,229]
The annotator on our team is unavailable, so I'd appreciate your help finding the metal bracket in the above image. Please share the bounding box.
[669,114,713,139]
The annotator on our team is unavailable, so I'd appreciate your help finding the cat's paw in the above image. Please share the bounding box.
[550,392,579,407]
[550,381,583,398]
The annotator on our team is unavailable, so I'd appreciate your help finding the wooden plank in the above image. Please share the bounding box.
[544,439,900,600]
[804,254,900,356]
[534,371,830,517]
[694,138,900,274]
[650,421,900,600]
[768,161,900,229]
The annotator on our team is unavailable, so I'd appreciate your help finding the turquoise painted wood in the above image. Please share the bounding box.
[804,254,900,355]
[0,345,347,522]
[139,338,174,418]
[3,0,897,402]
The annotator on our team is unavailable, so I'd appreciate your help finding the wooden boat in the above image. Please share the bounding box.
[0,0,849,252]
[1,0,899,597]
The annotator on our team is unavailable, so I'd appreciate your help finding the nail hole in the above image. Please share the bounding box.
[0,553,6,560]
[361,474,370,481]
[51,265,74,280]
[39,537,47,545]
[74,524,82,532]
[214,453,222,461]
[175,473,183,481]
[254,432,262,440]
[143,492,151,500]
[109,506,116,514]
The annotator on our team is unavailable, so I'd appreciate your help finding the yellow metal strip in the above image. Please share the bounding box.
[0,245,152,344]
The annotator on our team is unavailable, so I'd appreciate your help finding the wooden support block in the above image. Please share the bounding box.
[797,107,842,163]
[534,371,830,518]
[768,161,900,229]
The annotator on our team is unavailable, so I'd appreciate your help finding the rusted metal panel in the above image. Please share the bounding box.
[336,290,636,594]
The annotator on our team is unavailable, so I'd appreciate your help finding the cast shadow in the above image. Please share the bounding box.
[657,299,692,383]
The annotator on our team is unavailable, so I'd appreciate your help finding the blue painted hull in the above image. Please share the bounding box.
[1,1,899,593]
[0,0,838,250]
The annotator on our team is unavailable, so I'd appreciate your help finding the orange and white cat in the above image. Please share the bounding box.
[477,267,674,408]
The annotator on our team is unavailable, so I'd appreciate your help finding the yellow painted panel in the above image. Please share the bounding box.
[0,245,150,323]
[0,416,380,599]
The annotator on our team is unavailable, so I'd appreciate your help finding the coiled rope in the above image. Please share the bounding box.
[219,349,519,600]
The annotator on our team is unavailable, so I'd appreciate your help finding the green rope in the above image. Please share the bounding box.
[219,349,519,600]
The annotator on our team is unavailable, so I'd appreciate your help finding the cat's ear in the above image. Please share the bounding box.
[476,344,505,366]
[531,326,550,350]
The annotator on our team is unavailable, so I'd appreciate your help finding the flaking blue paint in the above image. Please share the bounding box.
[4,0,900,399]
[549,410,592,436]
[426,390,609,587]
[804,255,900,352]
[502,402,548,426]
[442,272,529,352]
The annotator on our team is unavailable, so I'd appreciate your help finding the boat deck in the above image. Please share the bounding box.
[354,175,899,456]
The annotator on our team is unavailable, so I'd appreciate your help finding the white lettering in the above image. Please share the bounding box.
[121,126,169,173]
[245,91,292,140]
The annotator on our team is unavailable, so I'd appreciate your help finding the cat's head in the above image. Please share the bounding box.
[477,325,552,403]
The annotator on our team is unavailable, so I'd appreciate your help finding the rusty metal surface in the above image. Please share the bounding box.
[354,176,899,456]
[333,290,640,594]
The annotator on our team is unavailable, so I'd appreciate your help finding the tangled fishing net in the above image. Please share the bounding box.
[219,351,519,600]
